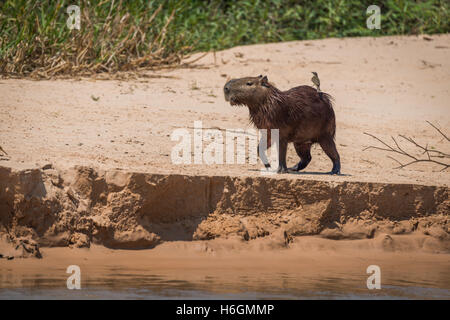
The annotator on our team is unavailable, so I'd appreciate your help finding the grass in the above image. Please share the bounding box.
[0,0,449,78]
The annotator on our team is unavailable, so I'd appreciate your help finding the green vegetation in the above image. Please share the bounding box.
[1,0,448,78]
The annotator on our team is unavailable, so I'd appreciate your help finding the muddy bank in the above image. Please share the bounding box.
[0,164,448,257]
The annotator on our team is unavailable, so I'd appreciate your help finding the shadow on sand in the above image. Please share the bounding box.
[248,168,352,177]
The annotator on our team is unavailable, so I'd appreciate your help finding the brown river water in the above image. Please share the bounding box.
[1,240,449,300]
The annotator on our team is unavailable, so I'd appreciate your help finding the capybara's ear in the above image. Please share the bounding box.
[261,75,269,86]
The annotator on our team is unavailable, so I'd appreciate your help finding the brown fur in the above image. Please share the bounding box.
[224,75,341,174]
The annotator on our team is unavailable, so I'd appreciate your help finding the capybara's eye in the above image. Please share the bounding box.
[246,82,253,86]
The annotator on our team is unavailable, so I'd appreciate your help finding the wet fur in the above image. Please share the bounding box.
[224,76,341,174]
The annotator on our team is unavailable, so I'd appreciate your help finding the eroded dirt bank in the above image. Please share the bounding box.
[0,165,448,258]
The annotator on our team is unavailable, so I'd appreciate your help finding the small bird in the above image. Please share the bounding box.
[311,72,321,93]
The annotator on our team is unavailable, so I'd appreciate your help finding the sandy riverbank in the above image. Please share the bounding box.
[0,34,449,298]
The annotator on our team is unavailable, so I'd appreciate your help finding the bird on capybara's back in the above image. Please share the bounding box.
[223,75,340,174]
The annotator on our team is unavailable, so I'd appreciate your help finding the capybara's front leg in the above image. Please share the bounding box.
[258,130,271,169]
[276,139,289,173]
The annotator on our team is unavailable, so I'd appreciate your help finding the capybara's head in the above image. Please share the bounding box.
[224,75,271,107]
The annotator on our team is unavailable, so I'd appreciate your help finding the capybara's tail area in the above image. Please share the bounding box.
[320,92,337,139]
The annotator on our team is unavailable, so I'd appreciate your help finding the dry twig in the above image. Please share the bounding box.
[364,122,449,171]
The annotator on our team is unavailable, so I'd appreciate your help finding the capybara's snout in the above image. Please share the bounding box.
[224,82,230,94]
[223,80,234,101]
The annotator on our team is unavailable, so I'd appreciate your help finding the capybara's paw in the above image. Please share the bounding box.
[277,166,289,174]
[289,161,309,172]
[330,163,341,175]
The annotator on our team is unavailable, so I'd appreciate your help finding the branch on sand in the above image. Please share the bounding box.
[363,121,449,171]
[0,146,7,156]
[0,145,9,161]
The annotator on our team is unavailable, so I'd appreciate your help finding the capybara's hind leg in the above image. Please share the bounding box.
[289,142,312,171]
[319,137,341,175]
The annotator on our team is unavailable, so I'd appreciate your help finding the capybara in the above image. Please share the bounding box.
[223,75,340,174]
